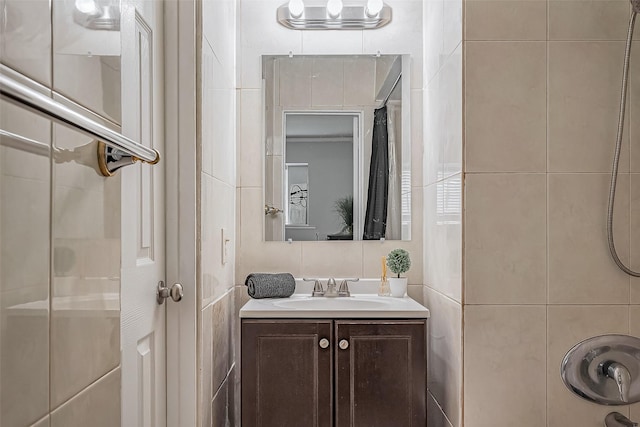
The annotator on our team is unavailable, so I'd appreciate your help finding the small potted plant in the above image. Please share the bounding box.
[333,195,353,235]
[386,248,411,297]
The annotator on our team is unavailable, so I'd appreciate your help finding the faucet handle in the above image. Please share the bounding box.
[338,281,350,297]
[604,361,632,403]
[304,278,325,297]
[338,278,359,297]
[312,280,325,297]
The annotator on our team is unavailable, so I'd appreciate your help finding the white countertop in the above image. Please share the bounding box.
[240,279,430,319]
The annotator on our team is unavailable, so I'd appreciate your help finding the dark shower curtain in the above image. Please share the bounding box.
[363,106,389,240]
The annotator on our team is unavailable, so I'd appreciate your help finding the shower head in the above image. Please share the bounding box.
[632,0,640,14]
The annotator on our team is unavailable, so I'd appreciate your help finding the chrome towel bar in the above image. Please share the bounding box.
[0,64,160,176]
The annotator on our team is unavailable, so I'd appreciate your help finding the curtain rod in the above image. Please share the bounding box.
[379,72,402,109]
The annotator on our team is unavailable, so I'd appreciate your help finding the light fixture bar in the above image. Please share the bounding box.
[277,2,391,30]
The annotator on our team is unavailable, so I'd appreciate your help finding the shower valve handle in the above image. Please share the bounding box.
[602,361,632,403]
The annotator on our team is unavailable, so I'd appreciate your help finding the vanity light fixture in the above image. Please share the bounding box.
[277,0,392,30]
[326,0,343,18]
[288,0,305,18]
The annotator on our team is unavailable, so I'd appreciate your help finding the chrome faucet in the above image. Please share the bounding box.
[605,412,638,427]
[324,278,339,297]
[305,278,359,297]
[326,278,359,297]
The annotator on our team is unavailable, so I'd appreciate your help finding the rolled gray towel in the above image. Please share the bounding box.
[245,273,296,299]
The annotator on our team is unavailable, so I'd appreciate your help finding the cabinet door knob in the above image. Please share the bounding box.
[319,338,330,349]
[339,339,349,350]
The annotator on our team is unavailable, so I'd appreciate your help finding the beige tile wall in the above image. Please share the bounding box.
[199,0,238,425]
[633,174,640,302]
[465,42,547,173]
[462,2,640,426]
[465,173,547,304]
[465,306,547,426]
[632,46,640,174]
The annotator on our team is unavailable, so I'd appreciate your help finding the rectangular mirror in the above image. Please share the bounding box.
[263,54,411,242]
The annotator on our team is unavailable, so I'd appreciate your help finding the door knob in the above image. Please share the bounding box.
[264,204,283,216]
[319,338,330,349]
[157,281,183,304]
[339,339,349,350]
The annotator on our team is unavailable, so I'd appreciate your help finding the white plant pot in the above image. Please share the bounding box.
[388,277,408,298]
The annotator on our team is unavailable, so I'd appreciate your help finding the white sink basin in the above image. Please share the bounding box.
[273,297,389,310]
[240,293,430,319]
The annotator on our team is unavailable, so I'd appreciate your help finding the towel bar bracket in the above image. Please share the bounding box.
[97,141,161,177]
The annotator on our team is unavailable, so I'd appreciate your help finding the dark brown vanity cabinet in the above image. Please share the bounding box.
[334,321,427,427]
[241,319,427,427]
[241,320,334,427]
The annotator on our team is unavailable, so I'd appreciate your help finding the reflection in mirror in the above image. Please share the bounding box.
[285,113,358,241]
[286,163,309,226]
[53,0,121,123]
[263,54,411,242]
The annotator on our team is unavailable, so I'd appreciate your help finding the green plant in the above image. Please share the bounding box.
[386,248,411,278]
[334,196,353,234]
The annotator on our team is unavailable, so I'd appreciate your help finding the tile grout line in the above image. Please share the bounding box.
[546,2,550,422]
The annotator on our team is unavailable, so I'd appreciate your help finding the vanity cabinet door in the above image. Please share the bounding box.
[242,319,333,427]
[334,320,427,427]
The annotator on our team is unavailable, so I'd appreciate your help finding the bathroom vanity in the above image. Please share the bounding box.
[240,293,430,427]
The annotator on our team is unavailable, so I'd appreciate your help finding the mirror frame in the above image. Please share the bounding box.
[281,110,364,241]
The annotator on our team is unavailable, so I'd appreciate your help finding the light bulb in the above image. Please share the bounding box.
[75,0,98,14]
[326,0,343,18]
[366,0,383,17]
[288,0,304,18]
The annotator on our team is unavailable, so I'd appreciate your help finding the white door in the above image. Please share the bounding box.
[120,1,168,426]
